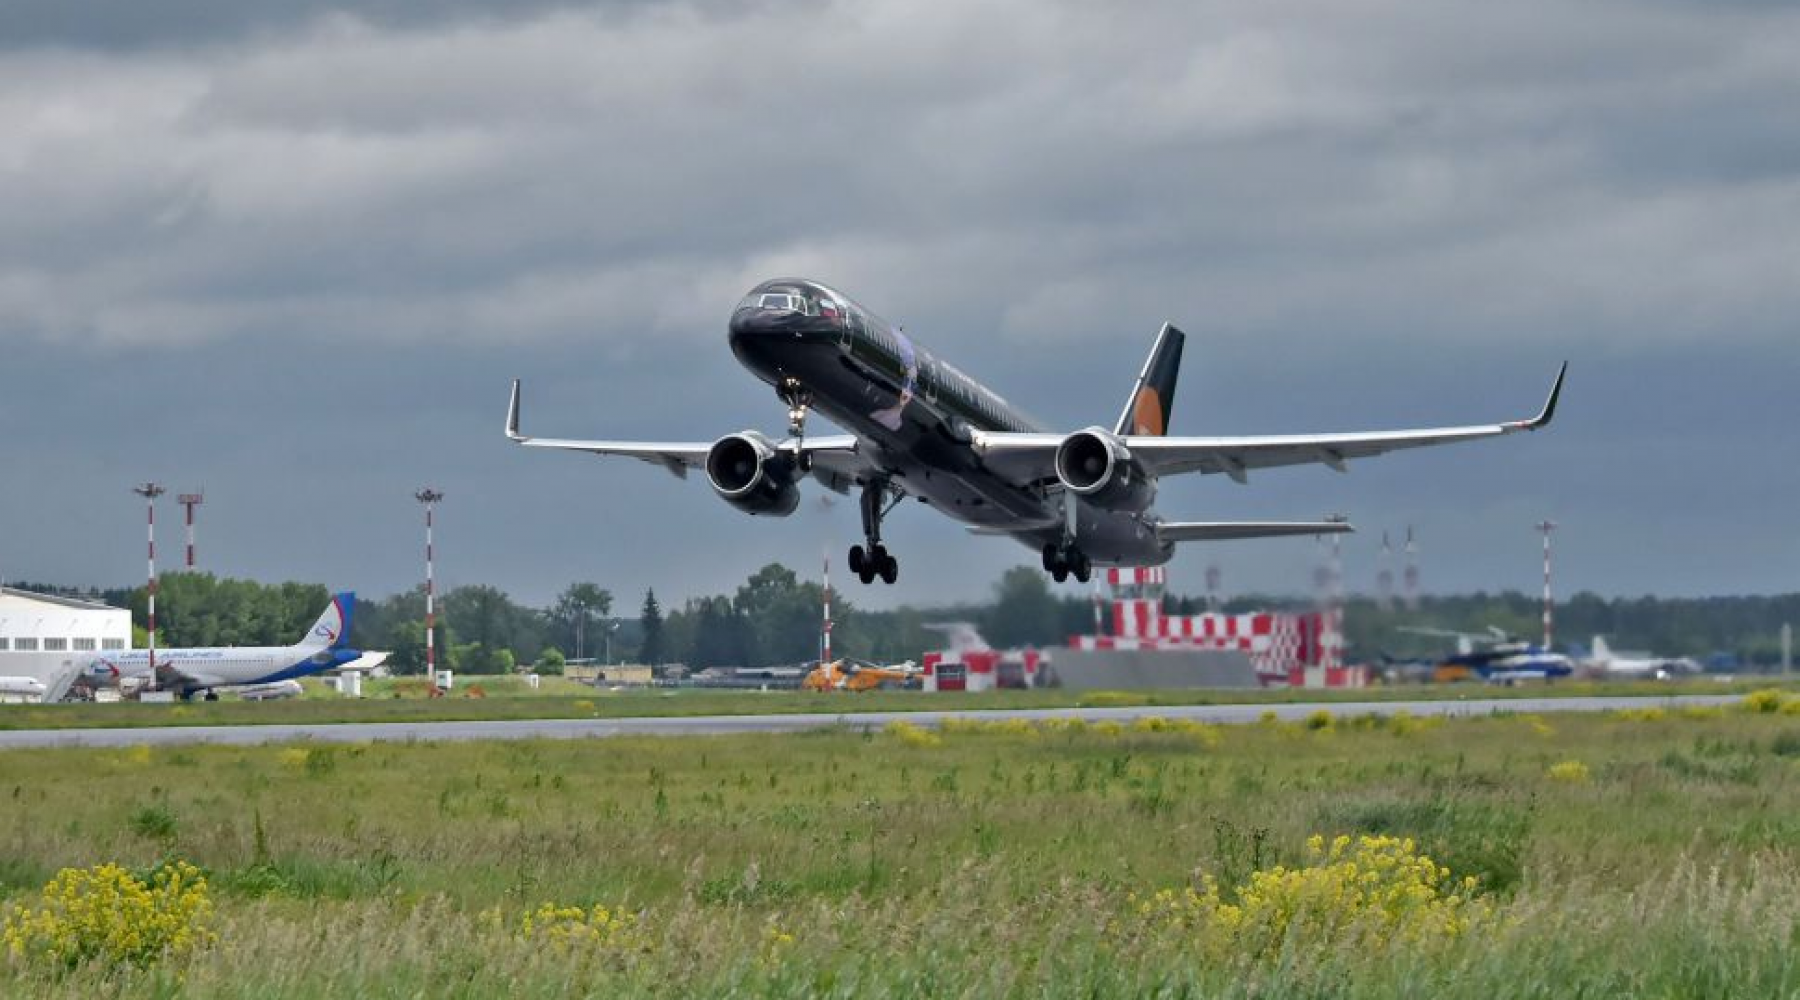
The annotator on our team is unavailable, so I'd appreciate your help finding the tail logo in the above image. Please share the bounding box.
[1131,387,1165,436]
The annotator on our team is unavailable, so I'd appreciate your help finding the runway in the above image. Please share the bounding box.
[0,693,1743,749]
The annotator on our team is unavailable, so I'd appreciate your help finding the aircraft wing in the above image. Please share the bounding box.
[973,363,1564,485]
[506,380,871,489]
[154,661,220,692]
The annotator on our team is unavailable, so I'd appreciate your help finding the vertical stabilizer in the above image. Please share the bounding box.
[1591,635,1611,661]
[1115,323,1185,437]
[298,593,355,650]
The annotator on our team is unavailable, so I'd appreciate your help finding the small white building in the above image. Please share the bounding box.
[0,587,131,701]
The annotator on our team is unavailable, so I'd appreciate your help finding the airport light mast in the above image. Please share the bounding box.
[178,492,203,570]
[1535,520,1558,650]
[1376,531,1395,612]
[821,548,833,665]
[133,483,165,684]
[1403,526,1420,612]
[415,488,444,692]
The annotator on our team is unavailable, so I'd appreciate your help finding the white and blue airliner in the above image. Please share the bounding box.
[81,593,360,700]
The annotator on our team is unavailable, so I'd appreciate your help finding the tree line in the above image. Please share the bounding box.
[15,570,1798,671]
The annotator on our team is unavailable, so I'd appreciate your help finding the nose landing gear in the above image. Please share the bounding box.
[778,377,816,472]
[779,377,812,439]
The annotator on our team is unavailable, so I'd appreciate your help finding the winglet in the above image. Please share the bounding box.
[1519,362,1567,430]
[506,379,527,442]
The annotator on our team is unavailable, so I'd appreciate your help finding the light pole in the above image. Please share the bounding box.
[178,492,203,569]
[415,488,444,690]
[133,483,165,686]
[605,621,620,666]
[1535,520,1558,650]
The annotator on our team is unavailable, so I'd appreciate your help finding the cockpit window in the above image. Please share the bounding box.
[757,293,807,312]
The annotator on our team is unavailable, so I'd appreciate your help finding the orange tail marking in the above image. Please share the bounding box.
[1132,387,1165,436]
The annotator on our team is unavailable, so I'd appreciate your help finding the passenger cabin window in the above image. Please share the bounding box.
[103,638,125,650]
[14,638,37,651]
[43,638,68,651]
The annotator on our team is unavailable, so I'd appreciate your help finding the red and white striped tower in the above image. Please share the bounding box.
[821,547,833,664]
[177,492,203,569]
[1326,530,1345,669]
[415,488,444,689]
[133,483,165,682]
[1535,520,1557,649]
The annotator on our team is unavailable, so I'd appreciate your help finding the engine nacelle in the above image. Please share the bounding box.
[1054,427,1156,513]
[706,432,802,516]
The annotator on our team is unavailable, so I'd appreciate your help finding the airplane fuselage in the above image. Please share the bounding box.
[84,645,360,692]
[727,278,1170,564]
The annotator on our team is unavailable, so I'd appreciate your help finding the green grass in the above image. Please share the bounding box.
[4,705,1800,995]
[1,675,1788,732]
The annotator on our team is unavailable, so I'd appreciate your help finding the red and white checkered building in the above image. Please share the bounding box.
[919,623,1047,693]
[1070,567,1367,688]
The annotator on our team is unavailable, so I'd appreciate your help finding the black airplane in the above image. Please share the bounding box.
[507,278,1564,585]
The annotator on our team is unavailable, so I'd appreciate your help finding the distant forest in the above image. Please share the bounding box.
[9,571,1797,672]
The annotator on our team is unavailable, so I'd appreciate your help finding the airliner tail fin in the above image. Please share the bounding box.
[298,593,354,650]
[1115,323,1185,437]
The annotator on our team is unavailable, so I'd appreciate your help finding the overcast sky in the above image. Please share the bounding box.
[1,0,1796,612]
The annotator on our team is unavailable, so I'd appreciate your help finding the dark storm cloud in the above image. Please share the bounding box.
[1,0,1797,608]
[0,1,618,52]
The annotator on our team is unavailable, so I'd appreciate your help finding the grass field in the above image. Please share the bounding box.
[4,694,1800,996]
[1,674,1789,732]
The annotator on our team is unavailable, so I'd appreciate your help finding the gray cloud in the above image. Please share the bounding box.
[1,0,1796,610]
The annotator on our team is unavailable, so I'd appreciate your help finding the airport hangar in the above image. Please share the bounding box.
[0,587,130,701]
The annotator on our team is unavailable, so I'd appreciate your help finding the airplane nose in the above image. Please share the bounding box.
[729,308,782,340]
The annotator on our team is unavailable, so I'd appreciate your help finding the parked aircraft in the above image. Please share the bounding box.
[1584,636,1700,679]
[1401,627,1575,683]
[0,676,48,702]
[80,593,360,700]
[507,279,1565,584]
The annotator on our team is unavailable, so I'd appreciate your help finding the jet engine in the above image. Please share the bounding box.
[705,432,802,516]
[1054,428,1155,513]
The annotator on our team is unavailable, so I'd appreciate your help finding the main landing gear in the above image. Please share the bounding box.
[1042,542,1092,584]
[849,480,901,585]
[1042,489,1092,584]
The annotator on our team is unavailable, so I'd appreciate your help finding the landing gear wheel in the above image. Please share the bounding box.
[1072,553,1093,584]
[204,691,220,702]
[848,544,867,575]
[877,548,899,585]
[1044,543,1088,584]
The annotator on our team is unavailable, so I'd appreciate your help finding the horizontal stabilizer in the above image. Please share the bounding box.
[1157,520,1354,543]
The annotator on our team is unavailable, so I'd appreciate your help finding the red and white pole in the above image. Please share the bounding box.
[416,488,444,690]
[178,493,203,570]
[821,548,833,664]
[1536,520,1557,649]
[133,483,165,682]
